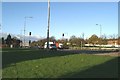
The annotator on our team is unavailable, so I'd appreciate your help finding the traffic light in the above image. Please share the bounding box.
[29,32,31,35]
[29,40,31,44]
[62,33,64,37]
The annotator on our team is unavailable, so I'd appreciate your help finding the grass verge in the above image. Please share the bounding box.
[2,48,118,78]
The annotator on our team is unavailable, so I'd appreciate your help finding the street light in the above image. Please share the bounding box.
[0,23,2,32]
[0,24,1,31]
[47,0,50,49]
[96,24,102,48]
[62,33,69,39]
[81,33,84,50]
[96,24,102,38]
[23,16,33,47]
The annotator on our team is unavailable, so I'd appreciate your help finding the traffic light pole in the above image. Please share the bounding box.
[47,0,50,49]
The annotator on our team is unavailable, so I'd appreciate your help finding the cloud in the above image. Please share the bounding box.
[0,32,43,42]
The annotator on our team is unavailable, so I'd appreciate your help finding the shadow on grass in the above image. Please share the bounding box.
[2,48,118,69]
[2,49,77,68]
[60,57,119,78]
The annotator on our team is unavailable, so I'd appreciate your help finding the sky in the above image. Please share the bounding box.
[1,2,118,40]
[118,2,120,36]
[1,0,120,2]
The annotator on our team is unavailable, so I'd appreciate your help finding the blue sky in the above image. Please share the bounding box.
[2,2,118,39]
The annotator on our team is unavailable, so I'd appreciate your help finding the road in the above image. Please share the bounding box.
[58,49,119,54]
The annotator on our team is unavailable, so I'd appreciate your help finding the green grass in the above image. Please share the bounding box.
[2,48,118,78]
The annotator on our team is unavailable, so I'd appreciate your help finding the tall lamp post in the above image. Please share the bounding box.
[81,33,84,50]
[47,0,50,49]
[0,24,1,31]
[24,16,33,47]
[96,24,102,48]
[0,23,2,33]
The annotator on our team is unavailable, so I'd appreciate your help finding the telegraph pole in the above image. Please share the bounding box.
[47,0,50,49]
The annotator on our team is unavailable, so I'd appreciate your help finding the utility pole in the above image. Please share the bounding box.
[47,0,50,49]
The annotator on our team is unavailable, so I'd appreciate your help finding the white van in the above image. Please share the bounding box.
[44,42,57,50]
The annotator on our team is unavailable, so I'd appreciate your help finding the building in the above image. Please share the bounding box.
[107,39,119,46]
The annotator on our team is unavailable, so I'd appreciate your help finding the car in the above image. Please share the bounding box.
[44,42,57,50]
[49,44,57,50]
